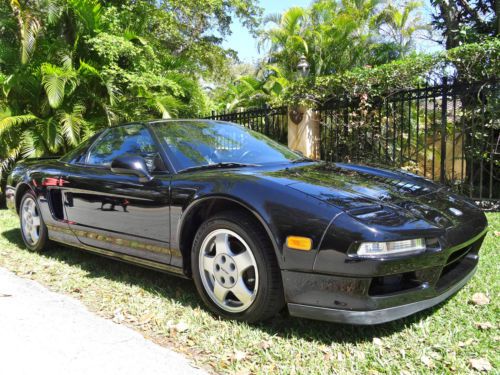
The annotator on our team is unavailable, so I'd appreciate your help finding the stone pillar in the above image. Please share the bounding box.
[288,106,321,159]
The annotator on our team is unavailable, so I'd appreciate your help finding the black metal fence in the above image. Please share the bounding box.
[205,80,499,207]
[207,105,289,144]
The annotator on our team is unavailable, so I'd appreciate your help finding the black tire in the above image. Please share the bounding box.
[191,211,284,323]
[19,191,50,252]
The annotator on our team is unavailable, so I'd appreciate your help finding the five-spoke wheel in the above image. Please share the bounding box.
[21,195,41,246]
[199,229,259,312]
[192,211,284,322]
[19,191,49,252]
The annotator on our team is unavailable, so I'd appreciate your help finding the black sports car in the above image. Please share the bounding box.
[6,120,488,324]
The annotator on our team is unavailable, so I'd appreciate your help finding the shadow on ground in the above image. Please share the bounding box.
[2,227,443,345]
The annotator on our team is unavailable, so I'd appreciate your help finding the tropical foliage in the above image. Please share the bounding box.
[0,0,261,205]
[213,0,431,111]
[281,38,500,107]
[430,0,499,50]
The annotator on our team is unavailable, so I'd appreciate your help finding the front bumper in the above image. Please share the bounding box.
[284,226,486,325]
[287,264,476,324]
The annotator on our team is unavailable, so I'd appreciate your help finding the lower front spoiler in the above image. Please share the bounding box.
[287,265,476,325]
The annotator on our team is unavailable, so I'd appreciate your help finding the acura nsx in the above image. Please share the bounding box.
[6,120,488,324]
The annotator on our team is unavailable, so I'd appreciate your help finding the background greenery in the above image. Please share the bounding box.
[0,1,498,205]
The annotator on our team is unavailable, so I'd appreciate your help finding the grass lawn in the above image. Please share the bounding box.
[0,209,498,374]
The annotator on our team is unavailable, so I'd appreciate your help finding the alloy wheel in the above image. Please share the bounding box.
[198,229,259,313]
[21,196,41,246]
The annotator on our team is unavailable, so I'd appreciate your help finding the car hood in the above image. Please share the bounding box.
[260,162,484,229]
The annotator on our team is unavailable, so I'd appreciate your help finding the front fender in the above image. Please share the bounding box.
[173,176,341,272]
[179,194,284,266]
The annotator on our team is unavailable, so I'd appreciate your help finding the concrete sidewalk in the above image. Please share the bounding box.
[0,267,206,375]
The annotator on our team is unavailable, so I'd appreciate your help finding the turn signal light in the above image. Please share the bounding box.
[287,236,312,251]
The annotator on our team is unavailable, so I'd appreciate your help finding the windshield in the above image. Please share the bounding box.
[152,120,301,170]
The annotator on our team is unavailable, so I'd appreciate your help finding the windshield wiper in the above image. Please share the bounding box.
[177,162,260,174]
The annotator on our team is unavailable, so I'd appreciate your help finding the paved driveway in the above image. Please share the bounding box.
[0,267,206,375]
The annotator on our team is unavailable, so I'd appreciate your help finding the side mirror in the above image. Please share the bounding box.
[111,155,153,182]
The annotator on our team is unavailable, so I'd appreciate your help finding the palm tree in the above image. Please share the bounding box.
[258,7,309,78]
[309,0,384,74]
[372,1,430,57]
[0,0,206,206]
[257,0,385,77]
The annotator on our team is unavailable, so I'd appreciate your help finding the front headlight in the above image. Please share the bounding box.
[356,238,426,258]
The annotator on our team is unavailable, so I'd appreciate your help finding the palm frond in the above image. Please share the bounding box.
[0,114,37,136]
[43,117,63,153]
[21,15,41,64]
[78,60,100,77]
[9,0,42,64]
[57,104,87,146]
[149,95,184,119]
[41,63,78,108]
[67,0,102,32]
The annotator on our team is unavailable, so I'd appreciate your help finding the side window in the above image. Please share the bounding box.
[86,125,164,172]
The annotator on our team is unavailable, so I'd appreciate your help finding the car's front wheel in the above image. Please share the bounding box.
[19,191,49,252]
[192,211,284,323]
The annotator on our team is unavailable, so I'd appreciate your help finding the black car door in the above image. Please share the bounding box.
[62,124,172,264]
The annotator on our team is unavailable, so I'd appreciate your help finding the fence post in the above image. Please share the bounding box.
[343,93,349,138]
[288,106,321,159]
[440,77,448,184]
[264,104,270,136]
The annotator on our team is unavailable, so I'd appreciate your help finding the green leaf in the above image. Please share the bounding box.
[0,114,37,136]
[43,117,62,152]
[41,63,78,109]
[58,104,87,146]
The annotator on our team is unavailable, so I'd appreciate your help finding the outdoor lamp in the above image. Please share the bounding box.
[297,55,310,78]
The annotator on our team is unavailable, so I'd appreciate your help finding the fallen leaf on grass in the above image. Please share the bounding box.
[232,350,247,362]
[208,336,217,345]
[168,320,189,333]
[319,345,330,354]
[429,351,443,361]
[138,313,154,326]
[458,338,478,347]
[259,340,272,350]
[112,308,124,323]
[475,322,494,330]
[421,355,434,368]
[372,337,383,346]
[469,358,493,372]
[471,293,490,306]
[493,231,500,237]
[355,350,366,360]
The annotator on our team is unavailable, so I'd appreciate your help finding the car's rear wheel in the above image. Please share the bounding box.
[192,211,284,322]
[19,191,49,252]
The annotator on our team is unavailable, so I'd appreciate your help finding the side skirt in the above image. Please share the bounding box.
[49,236,188,279]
